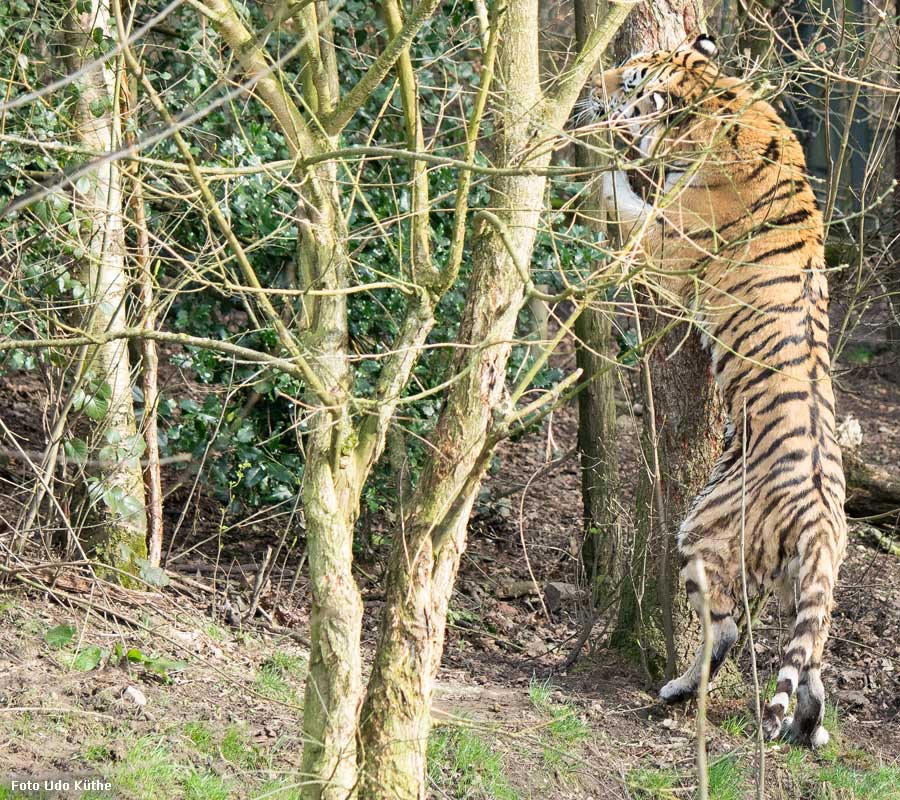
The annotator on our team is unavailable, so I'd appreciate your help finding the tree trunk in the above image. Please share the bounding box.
[610,0,700,63]
[295,151,362,800]
[614,316,724,678]
[358,3,546,789]
[606,1,727,683]
[358,3,635,796]
[67,0,148,581]
[574,0,622,608]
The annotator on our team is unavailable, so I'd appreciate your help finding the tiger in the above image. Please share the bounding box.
[578,35,847,748]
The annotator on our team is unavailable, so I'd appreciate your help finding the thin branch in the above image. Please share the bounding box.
[0,328,316,386]
[112,0,337,409]
[542,1,639,128]
[323,0,442,135]
[198,0,316,155]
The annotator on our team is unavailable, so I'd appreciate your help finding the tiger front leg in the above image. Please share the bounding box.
[601,169,656,227]
[659,558,738,703]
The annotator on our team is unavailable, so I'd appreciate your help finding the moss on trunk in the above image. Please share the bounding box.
[68,0,148,582]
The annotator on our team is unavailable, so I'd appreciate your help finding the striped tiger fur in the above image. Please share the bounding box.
[581,35,847,748]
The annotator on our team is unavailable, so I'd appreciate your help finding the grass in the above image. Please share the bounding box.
[720,712,753,738]
[626,766,679,799]
[204,623,228,642]
[81,726,298,799]
[254,652,306,705]
[184,720,215,753]
[707,755,745,800]
[816,764,900,799]
[252,780,304,799]
[183,770,232,800]
[262,651,306,677]
[427,724,519,800]
[626,757,746,800]
[221,724,265,770]
[774,707,899,800]
[526,677,590,778]
[108,737,185,800]
[527,677,554,711]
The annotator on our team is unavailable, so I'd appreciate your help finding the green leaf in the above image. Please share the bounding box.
[126,648,145,663]
[63,438,88,463]
[72,645,105,671]
[143,655,188,676]
[74,175,92,196]
[33,200,49,224]
[138,560,170,588]
[118,493,145,520]
[83,391,109,421]
[44,624,76,649]
[89,97,108,118]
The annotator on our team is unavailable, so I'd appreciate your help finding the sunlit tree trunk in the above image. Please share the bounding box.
[67,0,148,581]
[358,3,635,796]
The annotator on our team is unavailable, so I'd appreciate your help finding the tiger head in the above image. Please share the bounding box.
[574,35,722,153]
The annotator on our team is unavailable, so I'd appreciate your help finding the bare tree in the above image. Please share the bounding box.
[574,0,622,608]
[63,0,148,580]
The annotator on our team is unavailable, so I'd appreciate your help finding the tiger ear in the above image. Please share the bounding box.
[693,35,717,58]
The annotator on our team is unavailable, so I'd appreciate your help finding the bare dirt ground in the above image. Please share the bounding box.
[0,355,898,799]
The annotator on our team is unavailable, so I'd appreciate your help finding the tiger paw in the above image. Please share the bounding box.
[659,677,696,704]
[762,703,785,741]
[779,716,830,749]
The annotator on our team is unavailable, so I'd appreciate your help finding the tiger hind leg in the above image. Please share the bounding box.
[780,606,832,748]
[762,561,836,743]
[659,558,737,703]
[781,665,829,748]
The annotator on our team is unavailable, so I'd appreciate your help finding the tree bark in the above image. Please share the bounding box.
[610,0,699,63]
[574,0,622,607]
[843,450,900,521]
[67,0,148,581]
[296,155,363,800]
[122,73,164,569]
[614,316,724,678]
[357,3,636,796]
[606,1,729,683]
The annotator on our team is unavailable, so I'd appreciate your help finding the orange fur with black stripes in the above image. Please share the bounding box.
[580,36,846,747]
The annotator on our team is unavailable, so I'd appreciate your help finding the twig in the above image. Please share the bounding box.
[695,561,713,800]
[740,400,765,798]
[244,546,274,622]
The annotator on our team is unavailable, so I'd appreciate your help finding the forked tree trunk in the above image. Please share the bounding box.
[358,3,635,796]
[67,0,148,581]
[358,5,547,790]
[195,3,440,794]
